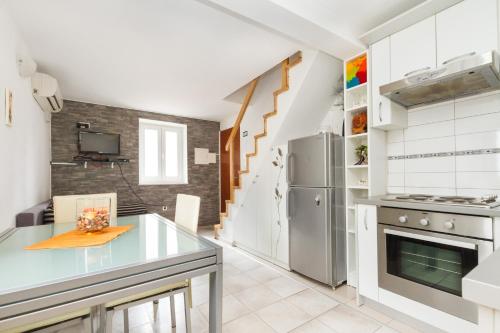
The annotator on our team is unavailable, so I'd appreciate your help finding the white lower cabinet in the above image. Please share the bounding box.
[356,204,378,301]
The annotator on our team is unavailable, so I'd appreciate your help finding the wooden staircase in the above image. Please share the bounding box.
[215,51,302,239]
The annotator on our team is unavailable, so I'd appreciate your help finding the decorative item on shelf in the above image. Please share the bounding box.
[76,197,111,233]
[351,111,367,134]
[354,144,368,165]
[345,53,367,89]
[358,179,368,186]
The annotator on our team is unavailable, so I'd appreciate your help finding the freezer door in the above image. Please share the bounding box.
[288,133,332,187]
[289,187,332,284]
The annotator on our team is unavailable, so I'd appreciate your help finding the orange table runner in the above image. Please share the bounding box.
[25,225,134,250]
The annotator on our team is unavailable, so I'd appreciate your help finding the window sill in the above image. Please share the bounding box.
[139,181,188,186]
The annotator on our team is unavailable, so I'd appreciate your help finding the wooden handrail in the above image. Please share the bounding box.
[225,78,259,152]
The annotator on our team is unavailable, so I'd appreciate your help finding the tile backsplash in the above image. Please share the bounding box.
[386,91,500,196]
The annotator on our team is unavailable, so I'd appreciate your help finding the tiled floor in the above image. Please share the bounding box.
[102,233,425,333]
[64,232,425,333]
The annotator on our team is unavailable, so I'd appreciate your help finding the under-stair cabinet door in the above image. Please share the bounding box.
[390,16,436,81]
[235,179,258,250]
[357,204,378,301]
[436,0,498,66]
[371,37,407,129]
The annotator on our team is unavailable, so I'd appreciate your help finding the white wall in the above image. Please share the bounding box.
[386,91,500,196]
[0,3,51,232]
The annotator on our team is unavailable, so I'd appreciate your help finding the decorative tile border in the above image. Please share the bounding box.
[388,148,500,160]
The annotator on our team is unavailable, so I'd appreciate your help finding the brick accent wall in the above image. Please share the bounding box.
[51,100,220,226]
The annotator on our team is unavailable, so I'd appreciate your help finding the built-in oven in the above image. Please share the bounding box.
[378,207,494,323]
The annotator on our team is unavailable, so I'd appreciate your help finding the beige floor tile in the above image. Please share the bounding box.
[347,300,393,324]
[153,300,208,333]
[316,284,357,303]
[191,274,210,287]
[191,283,210,306]
[317,304,381,333]
[246,265,282,283]
[286,288,339,317]
[387,320,425,333]
[231,257,262,272]
[129,323,153,333]
[290,319,336,333]
[224,273,259,294]
[223,263,242,277]
[375,326,399,333]
[199,294,251,324]
[256,300,313,333]
[111,305,151,331]
[222,313,276,333]
[264,276,307,298]
[233,284,282,311]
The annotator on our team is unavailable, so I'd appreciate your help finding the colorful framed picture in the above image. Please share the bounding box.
[5,88,13,127]
[346,53,367,89]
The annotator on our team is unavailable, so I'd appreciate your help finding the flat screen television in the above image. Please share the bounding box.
[78,131,120,155]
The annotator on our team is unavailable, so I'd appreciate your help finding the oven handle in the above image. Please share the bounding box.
[383,228,477,250]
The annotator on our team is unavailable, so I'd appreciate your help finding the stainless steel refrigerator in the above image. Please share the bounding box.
[287,132,346,286]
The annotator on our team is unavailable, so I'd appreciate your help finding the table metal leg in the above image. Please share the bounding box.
[209,263,223,333]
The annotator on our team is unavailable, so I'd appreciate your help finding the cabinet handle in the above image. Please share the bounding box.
[363,208,368,231]
[378,101,383,123]
[442,52,476,65]
[403,66,431,77]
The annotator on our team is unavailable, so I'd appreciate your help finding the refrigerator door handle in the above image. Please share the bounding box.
[286,188,292,219]
[286,153,292,184]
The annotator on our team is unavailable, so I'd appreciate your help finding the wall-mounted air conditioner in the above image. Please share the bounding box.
[31,72,63,113]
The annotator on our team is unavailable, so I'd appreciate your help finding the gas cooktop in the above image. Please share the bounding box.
[381,194,500,209]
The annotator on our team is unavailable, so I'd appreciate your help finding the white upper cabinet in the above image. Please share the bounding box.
[390,16,437,81]
[436,0,498,66]
[371,37,407,129]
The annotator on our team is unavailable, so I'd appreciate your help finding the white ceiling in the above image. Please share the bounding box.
[5,0,301,121]
[268,0,426,40]
[5,0,429,122]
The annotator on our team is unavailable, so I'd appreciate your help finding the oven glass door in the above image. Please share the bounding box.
[386,231,478,296]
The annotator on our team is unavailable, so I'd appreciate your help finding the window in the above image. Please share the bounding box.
[139,119,187,185]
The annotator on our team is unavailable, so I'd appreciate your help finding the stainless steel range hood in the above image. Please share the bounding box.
[380,51,500,108]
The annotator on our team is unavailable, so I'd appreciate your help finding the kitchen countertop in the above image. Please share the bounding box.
[354,195,500,311]
[353,195,500,217]
[463,250,500,311]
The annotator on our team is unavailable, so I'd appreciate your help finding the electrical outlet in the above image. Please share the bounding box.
[162,206,168,211]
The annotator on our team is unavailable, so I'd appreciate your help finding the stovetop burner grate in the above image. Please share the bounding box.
[382,194,500,208]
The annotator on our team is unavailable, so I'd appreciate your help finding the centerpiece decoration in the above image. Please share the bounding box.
[77,207,110,233]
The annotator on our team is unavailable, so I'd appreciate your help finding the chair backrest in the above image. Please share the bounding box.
[174,194,200,233]
[53,193,117,224]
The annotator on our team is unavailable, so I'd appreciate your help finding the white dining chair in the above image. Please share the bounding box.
[105,194,201,333]
[53,193,117,224]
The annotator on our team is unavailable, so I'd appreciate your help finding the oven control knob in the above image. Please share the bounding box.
[419,218,430,226]
[398,216,408,223]
[444,221,455,230]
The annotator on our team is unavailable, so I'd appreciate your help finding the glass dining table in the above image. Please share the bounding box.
[0,213,223,332]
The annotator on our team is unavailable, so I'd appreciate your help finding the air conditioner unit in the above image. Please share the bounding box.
[31,72,63,113]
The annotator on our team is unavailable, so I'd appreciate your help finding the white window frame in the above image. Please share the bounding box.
[139,118,188,185]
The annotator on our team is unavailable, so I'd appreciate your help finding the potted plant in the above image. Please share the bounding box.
[354,144,368,165]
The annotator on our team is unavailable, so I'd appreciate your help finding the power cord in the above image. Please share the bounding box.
[116,162,165,208]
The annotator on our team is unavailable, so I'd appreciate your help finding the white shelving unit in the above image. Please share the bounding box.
[343,51,386,288]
